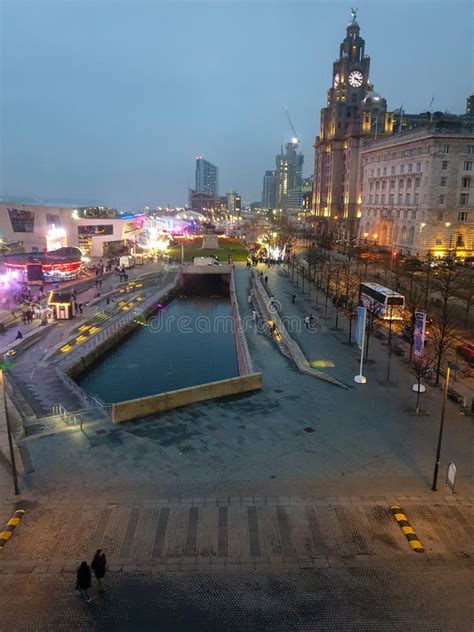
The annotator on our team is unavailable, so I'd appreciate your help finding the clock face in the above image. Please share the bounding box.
[349,70,364,87]
[333,73,340,88]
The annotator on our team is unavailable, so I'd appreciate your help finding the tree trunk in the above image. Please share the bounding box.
[435,347,443,385]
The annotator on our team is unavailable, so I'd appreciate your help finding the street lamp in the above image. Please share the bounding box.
[445,222,452,257]
[431,361,460,491]
[419,222,426,256]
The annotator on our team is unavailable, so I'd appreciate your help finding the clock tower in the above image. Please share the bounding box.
[313,10,394,241]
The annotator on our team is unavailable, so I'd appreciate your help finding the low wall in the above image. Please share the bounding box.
[112,373,262,423]
[229,270,253,375]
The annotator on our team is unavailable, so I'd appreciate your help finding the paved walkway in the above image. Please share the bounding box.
[1,567,472,631]
[0,496,472,571]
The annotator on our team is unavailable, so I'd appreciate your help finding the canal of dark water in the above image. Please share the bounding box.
[77,295,239,403]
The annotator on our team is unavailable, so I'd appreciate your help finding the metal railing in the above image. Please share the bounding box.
[51,403,84,429]
[58,272,179,372]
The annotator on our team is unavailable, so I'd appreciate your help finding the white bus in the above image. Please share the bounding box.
[359,282,405,320]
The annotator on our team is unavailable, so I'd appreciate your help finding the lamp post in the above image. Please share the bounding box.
[445,222,452,258]
[419,222,426,257]
[431,362,459,491]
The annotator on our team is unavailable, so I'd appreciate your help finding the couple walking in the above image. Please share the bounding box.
[76,549,107,603]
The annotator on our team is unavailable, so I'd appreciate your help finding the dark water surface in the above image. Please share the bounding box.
[78,296,238,402]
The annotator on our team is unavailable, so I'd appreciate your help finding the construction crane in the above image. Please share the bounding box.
[283,107,300,145]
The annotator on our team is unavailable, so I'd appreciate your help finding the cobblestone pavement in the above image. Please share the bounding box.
[0,497,472,572]
[0,568,472,631]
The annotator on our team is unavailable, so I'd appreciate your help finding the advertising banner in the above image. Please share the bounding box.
[356,306,367,350]
[413,311,427,357]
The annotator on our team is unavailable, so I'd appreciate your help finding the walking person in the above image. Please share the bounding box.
[76,561,93,603]
[291,293,296,304]
[264,275,268,284]
[91,549,107,593]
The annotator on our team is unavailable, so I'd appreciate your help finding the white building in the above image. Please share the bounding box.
[358,125,474,258]
[0,203,146,257]
[0,203,78,252]
[76,215,145,256]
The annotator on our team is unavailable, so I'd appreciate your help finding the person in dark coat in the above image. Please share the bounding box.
[76,561,92,603]
[91,549,107,593]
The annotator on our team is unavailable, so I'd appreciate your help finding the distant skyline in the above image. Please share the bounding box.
[1,1,472,209]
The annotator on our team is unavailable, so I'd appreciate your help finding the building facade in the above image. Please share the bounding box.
[195,156,218,195]
[276,141,304,212]
[226,190,242,216]
[188,190,227,219]
[0,203,78,252]
[357,123,474,258]
[262,170,278,209]
[312,11,395,238]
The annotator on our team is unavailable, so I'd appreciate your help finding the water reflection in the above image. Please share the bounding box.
[78,296,238,402]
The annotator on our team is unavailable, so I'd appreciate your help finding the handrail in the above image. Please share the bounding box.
[51,402,84,429]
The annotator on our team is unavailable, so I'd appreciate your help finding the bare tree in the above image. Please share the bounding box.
[400,280,425,362]
[455,268,474,330]
[410,356,432,415]
[431,268,462,384]
[416,264,436,311]
[364,299,382,361]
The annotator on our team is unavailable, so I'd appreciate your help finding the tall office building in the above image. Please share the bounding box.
[262,170,278,209]
[226,190,242,216]
[276,142,304,212]
[466,95,474,117]
[195,156,218,195]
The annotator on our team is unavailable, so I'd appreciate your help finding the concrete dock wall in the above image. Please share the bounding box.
[112,373,262,423]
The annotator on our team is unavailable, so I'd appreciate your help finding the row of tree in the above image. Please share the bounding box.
[286,247,472,386]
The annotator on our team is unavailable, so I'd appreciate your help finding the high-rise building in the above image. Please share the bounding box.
[195,156,218,195]
[276,142,304,211]
[313,10,395,238]
[262,170,278,209]
[466,95,474,117]
[226,191,241,216]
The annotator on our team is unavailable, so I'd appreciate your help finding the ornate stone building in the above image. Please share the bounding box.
[357,122,474,258]
[312,10,394,239]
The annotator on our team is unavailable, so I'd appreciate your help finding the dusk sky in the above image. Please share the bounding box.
[1,0,471,209]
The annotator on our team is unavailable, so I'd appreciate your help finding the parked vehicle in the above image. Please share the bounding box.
[359,282,405,320]
[119,255,134,269]
[193,256,220,266]
[457,342,474,365]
